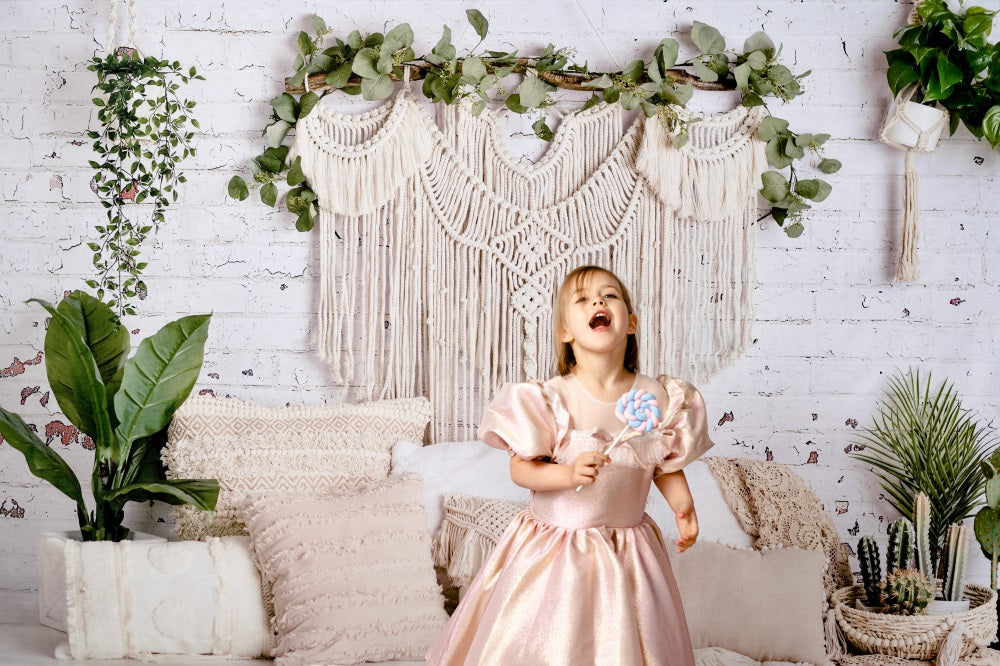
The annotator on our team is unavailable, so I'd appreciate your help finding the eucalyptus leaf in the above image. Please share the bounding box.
[260,182,278,207]
[298,91,320,119]
[746,50,768,71]
[785,221,805,238]
[361,74,394,100]
[656,38,680,71]
[733,62,752,90]
[692,60,718,82]
[461,56,487,84]
[351,47,381,79]
[817,158,843,174]
[743,31,776,57]
[692,21,726,54]
[433,26,456,62]
[326,61,354,89]
[622,59,645,83]
[756,116,790,142]
[582,74,613,89]
[287,157,306,186]
[505,94,528,113]
[518,75,553,108]
[297,31,314,56]
[532,117,553,141]
[311,15,327,35]
[466,9,489,40]
[385,23,414,49]
[265,120,292,149]
[760,170,791,203]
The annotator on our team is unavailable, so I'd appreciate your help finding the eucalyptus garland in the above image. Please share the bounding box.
[229,11,841,238]
[86,48,202,316]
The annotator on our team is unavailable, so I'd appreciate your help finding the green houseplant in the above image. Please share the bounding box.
[852,369,997,559]
[885,0,1000,148]
[0,290,218,541]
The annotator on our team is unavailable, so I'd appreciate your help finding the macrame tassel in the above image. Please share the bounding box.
[824,608,847,661]
[636,107,767,221]
[936,621,965,666]
[896,149,920,282]
[293,94,433,216]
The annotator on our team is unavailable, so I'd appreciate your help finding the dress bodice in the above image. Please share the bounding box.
[478,372,715,529]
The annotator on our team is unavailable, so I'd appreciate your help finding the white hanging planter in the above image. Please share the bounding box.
[880,85,949,153]
[37,530,165,632]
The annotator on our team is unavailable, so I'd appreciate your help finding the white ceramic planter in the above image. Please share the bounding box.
[854,598,886,613]
[925,598,971,616]
[37,530,166,632]
[882,100,948,152]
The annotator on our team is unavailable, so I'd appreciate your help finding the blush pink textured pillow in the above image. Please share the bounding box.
[241,474,448,666]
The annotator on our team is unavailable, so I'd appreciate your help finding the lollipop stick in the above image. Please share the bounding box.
[575,424,630,492]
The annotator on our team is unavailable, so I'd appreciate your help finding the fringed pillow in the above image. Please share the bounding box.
[241,474,448,666]
[433,494,527,592]
[163,394,430,539]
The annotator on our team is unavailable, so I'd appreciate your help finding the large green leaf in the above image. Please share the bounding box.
[0,408,86,516]
[29,298,114,452]
[114,314,211,456]
[57,291,130,402]
[105,479,219,511]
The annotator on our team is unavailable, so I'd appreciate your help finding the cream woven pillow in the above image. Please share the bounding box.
[241,474,448,666]
[164,394,430,539]
[667,540,830,665]
[433,494,527,590]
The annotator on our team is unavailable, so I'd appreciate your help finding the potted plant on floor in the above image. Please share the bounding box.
[852,369,996,560]
[975,449,1000,648]
[0,291,219,629]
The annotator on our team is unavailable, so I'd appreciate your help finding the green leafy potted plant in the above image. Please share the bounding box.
[974,449,1000,647]
[0,291,219,628]
[851,369,997,559]
[884,0,1000,149]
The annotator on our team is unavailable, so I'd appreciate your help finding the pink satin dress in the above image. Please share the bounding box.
[425,372,714,666]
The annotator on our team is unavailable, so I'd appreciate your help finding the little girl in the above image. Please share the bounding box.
[425,264,713,666]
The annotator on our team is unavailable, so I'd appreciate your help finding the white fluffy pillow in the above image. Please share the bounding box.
[392,441,750,549]
[391,440,530,536]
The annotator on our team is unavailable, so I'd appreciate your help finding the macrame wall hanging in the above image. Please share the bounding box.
[293,76,766,441]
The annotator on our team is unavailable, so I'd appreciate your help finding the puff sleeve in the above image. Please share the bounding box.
[653,375,714,477]
[478,382,569,460]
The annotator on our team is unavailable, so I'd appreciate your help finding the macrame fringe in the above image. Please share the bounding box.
[298,92,763,440]
[294,93,433,216]
[433,515,498,588]
[935,621,965,666]
[896,149,919,282]
[825,608,847,661]
[636,107,767,221]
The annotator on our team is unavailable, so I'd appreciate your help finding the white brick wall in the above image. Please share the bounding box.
[1,0,998,599]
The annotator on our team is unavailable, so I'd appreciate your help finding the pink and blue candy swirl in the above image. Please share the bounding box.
[615,388,661,433]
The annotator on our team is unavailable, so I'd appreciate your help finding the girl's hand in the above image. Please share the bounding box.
[674,508,699,553]
[570,451,610,487]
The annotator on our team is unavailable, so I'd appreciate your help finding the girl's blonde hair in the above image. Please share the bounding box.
[553,265,639,376]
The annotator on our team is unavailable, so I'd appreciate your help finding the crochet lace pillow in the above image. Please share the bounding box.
[163,394,430,539]
[241,474,448,666]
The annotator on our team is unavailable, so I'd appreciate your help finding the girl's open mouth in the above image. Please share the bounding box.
[589,311,611,330]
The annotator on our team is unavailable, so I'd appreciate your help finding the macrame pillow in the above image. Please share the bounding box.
[432,494,527,591]
[241,474,448,666]
[164,394,430,539]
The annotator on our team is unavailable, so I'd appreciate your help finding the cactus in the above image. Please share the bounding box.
[881,568,933,615]
[941,523,969,602]
[975,456,1000,591]
[914,492,936,578]
[858,536,882,606]
[887,517,915,575]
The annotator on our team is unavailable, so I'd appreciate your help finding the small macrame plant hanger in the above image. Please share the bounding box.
[878,1,949,282]
[105,0,141,55]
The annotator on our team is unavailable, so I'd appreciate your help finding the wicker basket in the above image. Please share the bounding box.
[832,584,998,660]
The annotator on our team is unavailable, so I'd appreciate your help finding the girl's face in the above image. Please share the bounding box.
[559,271,637,355]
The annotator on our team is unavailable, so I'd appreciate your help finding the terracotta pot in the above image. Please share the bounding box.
[37,530,166,632]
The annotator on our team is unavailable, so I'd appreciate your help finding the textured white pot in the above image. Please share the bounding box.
[882,100,948,152]
[37,530,166,632]
[925,598,971,616]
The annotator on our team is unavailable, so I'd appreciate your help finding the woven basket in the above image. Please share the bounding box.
[832,584,998,660]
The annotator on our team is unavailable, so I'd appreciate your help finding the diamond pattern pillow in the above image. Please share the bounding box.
[163,394,430,539]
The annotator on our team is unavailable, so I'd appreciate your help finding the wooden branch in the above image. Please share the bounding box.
[284,60,735,94]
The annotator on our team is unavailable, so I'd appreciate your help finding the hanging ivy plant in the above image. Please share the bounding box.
[86,47,202,316]
[229,12,840,238]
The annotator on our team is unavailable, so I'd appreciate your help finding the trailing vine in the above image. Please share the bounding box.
[229,12,841,238]
[86,47,202,316]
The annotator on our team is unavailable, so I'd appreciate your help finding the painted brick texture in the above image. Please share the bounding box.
[0,0,998,597]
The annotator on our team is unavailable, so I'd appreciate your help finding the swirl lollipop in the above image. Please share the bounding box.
[575,388,661,491]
